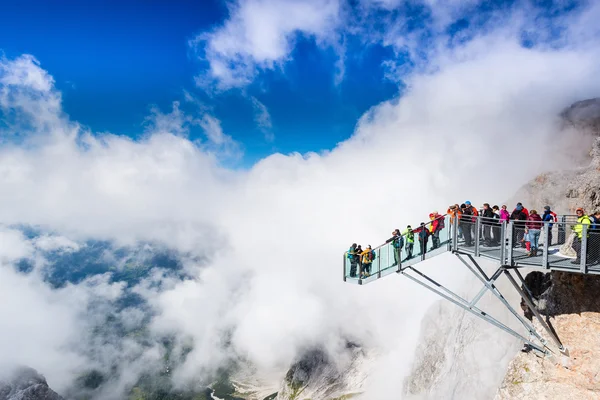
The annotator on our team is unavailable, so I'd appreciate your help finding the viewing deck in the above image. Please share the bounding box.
[344,214,600,285]
[342,213,599,355]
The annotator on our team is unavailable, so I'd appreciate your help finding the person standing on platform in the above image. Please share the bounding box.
[571,208,592,265]
[403,225,414,260]
[460,203,473,246]
[347,243,359,278]
[492,205,501,246]
[526,210,543,256]
[386,229,404,266]
[414,222,430,255]
[542,206,558,246]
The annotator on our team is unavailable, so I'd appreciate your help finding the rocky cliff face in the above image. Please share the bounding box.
[496,98,600,399]
[511,98,600,214]
[405,98,600,400]
[495,272,600,399]
[0,367,64,400]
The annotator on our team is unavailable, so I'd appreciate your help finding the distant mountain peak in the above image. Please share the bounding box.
[0,367,63,400]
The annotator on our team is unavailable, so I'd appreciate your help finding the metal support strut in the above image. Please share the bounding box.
[399,253,557,355]
[505,269,565,352]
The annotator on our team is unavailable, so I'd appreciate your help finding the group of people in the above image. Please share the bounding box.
[447,202,560,257]
[346,212,446,279]
[347,201,600,279]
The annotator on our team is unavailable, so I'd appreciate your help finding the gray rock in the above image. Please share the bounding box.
[0,367,63,400]
[561,98,600,134]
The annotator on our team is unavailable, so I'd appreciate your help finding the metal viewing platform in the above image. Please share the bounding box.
[343,214,599,355]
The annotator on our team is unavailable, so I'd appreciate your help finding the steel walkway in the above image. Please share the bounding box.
[343,214,599,355]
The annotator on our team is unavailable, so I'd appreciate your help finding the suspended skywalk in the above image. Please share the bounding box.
[343,214,600,355]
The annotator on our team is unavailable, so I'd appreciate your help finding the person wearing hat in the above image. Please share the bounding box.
[464,201,478,238]
[403,225,414,259]
[571,208,592,264]
[542,206,558,246]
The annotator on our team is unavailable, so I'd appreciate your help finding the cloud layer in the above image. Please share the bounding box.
[2,2,600,398]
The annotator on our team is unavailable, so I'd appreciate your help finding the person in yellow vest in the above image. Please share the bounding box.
[571,207,592,264]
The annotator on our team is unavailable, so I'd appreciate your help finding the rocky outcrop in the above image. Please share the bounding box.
[0,367,64,400]
[495,272,600,399]
[561,98,600,134]
[277,345,369,400]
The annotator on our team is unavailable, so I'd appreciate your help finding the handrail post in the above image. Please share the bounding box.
[543,222,549,269]
[500,220,506,264]
[474,216,481,257]
[377,248,381,278]
[452,216,458,252]
[358,262,363,285]
[507,222,514,266]
[580,225,588,274]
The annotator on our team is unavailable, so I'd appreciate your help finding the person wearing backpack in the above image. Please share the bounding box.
[386,229,404,266]
[347,243,359,278]
[414,222,430,255]
[361,245,375,277]
[403,225,415,259]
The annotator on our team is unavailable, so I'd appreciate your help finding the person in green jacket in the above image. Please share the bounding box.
[571,207,592,264]
[386,229,404,266]
[403,225,414,260]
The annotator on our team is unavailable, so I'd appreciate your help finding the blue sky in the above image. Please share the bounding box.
[0,0,400,164]
[0,0,586,164]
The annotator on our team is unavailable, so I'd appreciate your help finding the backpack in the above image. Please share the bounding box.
[347,249,355,260]
[371,250,376,261]
[393,235,404,248]
[437,216,445,229]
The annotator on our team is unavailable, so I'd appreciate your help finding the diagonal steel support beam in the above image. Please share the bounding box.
[401,266,547,355]
[505,269,565,352]
[455,254,548,346]
[469,268,502,307]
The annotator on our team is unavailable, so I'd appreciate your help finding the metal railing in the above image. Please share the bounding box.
[343,214,451,285]
[344,213,600,284]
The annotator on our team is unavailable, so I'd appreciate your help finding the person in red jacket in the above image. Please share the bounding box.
[429,212,445,249]
[517,202,529,218]
[526,210,543,256]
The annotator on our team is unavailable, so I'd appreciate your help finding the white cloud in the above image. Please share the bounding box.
[250,96,275,142]
[33,235,81,253]
[192,0,343,89]
[0,227,34,262]
[199,114,243,159]
[2,5,600,397]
